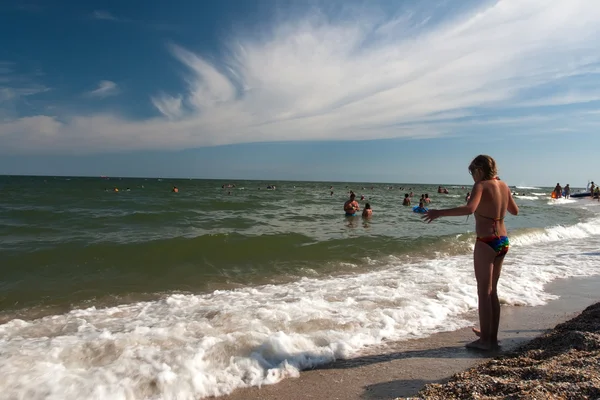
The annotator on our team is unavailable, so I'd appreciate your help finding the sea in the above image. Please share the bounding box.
[1,175,599,399]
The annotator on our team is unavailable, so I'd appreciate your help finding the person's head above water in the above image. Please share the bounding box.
[365,203,371,209]
[404,193,409,198]
[468,154,497,181]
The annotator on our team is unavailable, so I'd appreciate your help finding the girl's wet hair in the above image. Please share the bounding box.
[365,203,371,209]
[469,155,497,180]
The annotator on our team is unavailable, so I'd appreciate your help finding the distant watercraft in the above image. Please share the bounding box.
[570,192,591,198]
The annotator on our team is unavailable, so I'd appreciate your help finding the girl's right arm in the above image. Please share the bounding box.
[507,184,519,215]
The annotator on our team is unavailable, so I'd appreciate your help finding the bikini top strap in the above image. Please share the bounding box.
[474,212,505,221]
[474,212,505,236]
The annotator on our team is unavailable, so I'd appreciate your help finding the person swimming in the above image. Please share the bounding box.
[172,186,179,193]
[362,203,372,218]
[402,193,411,206]
[413,199,428,213]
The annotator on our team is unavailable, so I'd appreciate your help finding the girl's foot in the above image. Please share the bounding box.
[466,339,494,350]
[472,327,501,344]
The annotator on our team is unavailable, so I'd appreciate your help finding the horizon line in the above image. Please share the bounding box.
[0,173,555,188]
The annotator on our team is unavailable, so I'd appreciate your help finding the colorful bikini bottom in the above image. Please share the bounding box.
[476,235,509,256]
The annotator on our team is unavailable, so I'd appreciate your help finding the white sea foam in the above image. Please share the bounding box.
[1,219,600,399]
[532,192,547,196]
[514,195,538,200]
[516,186,541,190]
[547,197,578,205]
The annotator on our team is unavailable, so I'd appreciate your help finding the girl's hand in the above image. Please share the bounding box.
[422,209,441,223]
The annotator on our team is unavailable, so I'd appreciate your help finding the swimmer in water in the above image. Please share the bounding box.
[402,193,411,206]
[413,199,428,213]
[172,186,179,193]
[362,203,372,218]
[343,193,360,216]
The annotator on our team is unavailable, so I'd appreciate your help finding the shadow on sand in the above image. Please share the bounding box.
[314,344,499,372]
[361,379,439,400]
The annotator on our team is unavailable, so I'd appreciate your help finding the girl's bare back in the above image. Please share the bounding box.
[474,180,510,237]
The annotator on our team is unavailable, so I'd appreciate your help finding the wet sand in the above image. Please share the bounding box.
[413,300,600,399]
[220,275,600,400]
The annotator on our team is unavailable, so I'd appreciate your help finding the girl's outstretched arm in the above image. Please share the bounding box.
[422,182,483,223]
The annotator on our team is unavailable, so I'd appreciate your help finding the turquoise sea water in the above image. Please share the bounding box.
[0,175,599,399]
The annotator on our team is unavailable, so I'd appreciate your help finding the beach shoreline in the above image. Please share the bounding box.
[220,275,600,400]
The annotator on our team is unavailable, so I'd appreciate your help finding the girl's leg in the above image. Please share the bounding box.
[466,241,496,350]
[489,255,505,343]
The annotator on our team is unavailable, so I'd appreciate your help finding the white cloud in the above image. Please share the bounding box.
[3,0,600,153]
[91,10,121,22]
[151,93,184,120]
[519,92,600,107]
[0,61,13,75]
[85,80,120,98]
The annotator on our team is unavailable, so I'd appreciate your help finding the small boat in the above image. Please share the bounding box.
[569,181,594,198]
[570,191,591,198]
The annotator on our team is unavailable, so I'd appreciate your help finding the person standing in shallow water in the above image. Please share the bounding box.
[422,155,519,350]
[343,193,360,216]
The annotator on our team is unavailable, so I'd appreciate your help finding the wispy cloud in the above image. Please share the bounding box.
[90,10,177,31]
[3,0,600,153]
[16,4,44,13]
[519,92,600,107]
[85,80,120,98]
[151,93,184,120]
[0,62,49,103]
[91,10,125,22]
[0,61,14,75]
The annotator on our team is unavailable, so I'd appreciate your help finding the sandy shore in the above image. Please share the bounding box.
[412,301,600,399]
[220,275,600,400]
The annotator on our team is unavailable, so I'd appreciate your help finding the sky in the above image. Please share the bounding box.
[1,0,600,186]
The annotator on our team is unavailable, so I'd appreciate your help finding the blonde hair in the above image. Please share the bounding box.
[469,155,497,180]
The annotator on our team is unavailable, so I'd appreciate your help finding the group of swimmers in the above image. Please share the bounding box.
[343,189,473,217]
[105,185,176,193]
[552,183,571,199]
[343,192,372,217]
[343,186,472,217]
[553,181,600,200]
[402,193,432,213]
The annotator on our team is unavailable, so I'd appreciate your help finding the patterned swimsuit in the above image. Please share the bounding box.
[475,213,509,256]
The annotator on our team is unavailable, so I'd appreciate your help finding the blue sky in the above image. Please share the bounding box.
[1,0,600,186]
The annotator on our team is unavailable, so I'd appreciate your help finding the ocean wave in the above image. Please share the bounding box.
[1,225,599,399]
[547,198,578,205]
[510,216,600,247]
[516,186,542,189]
